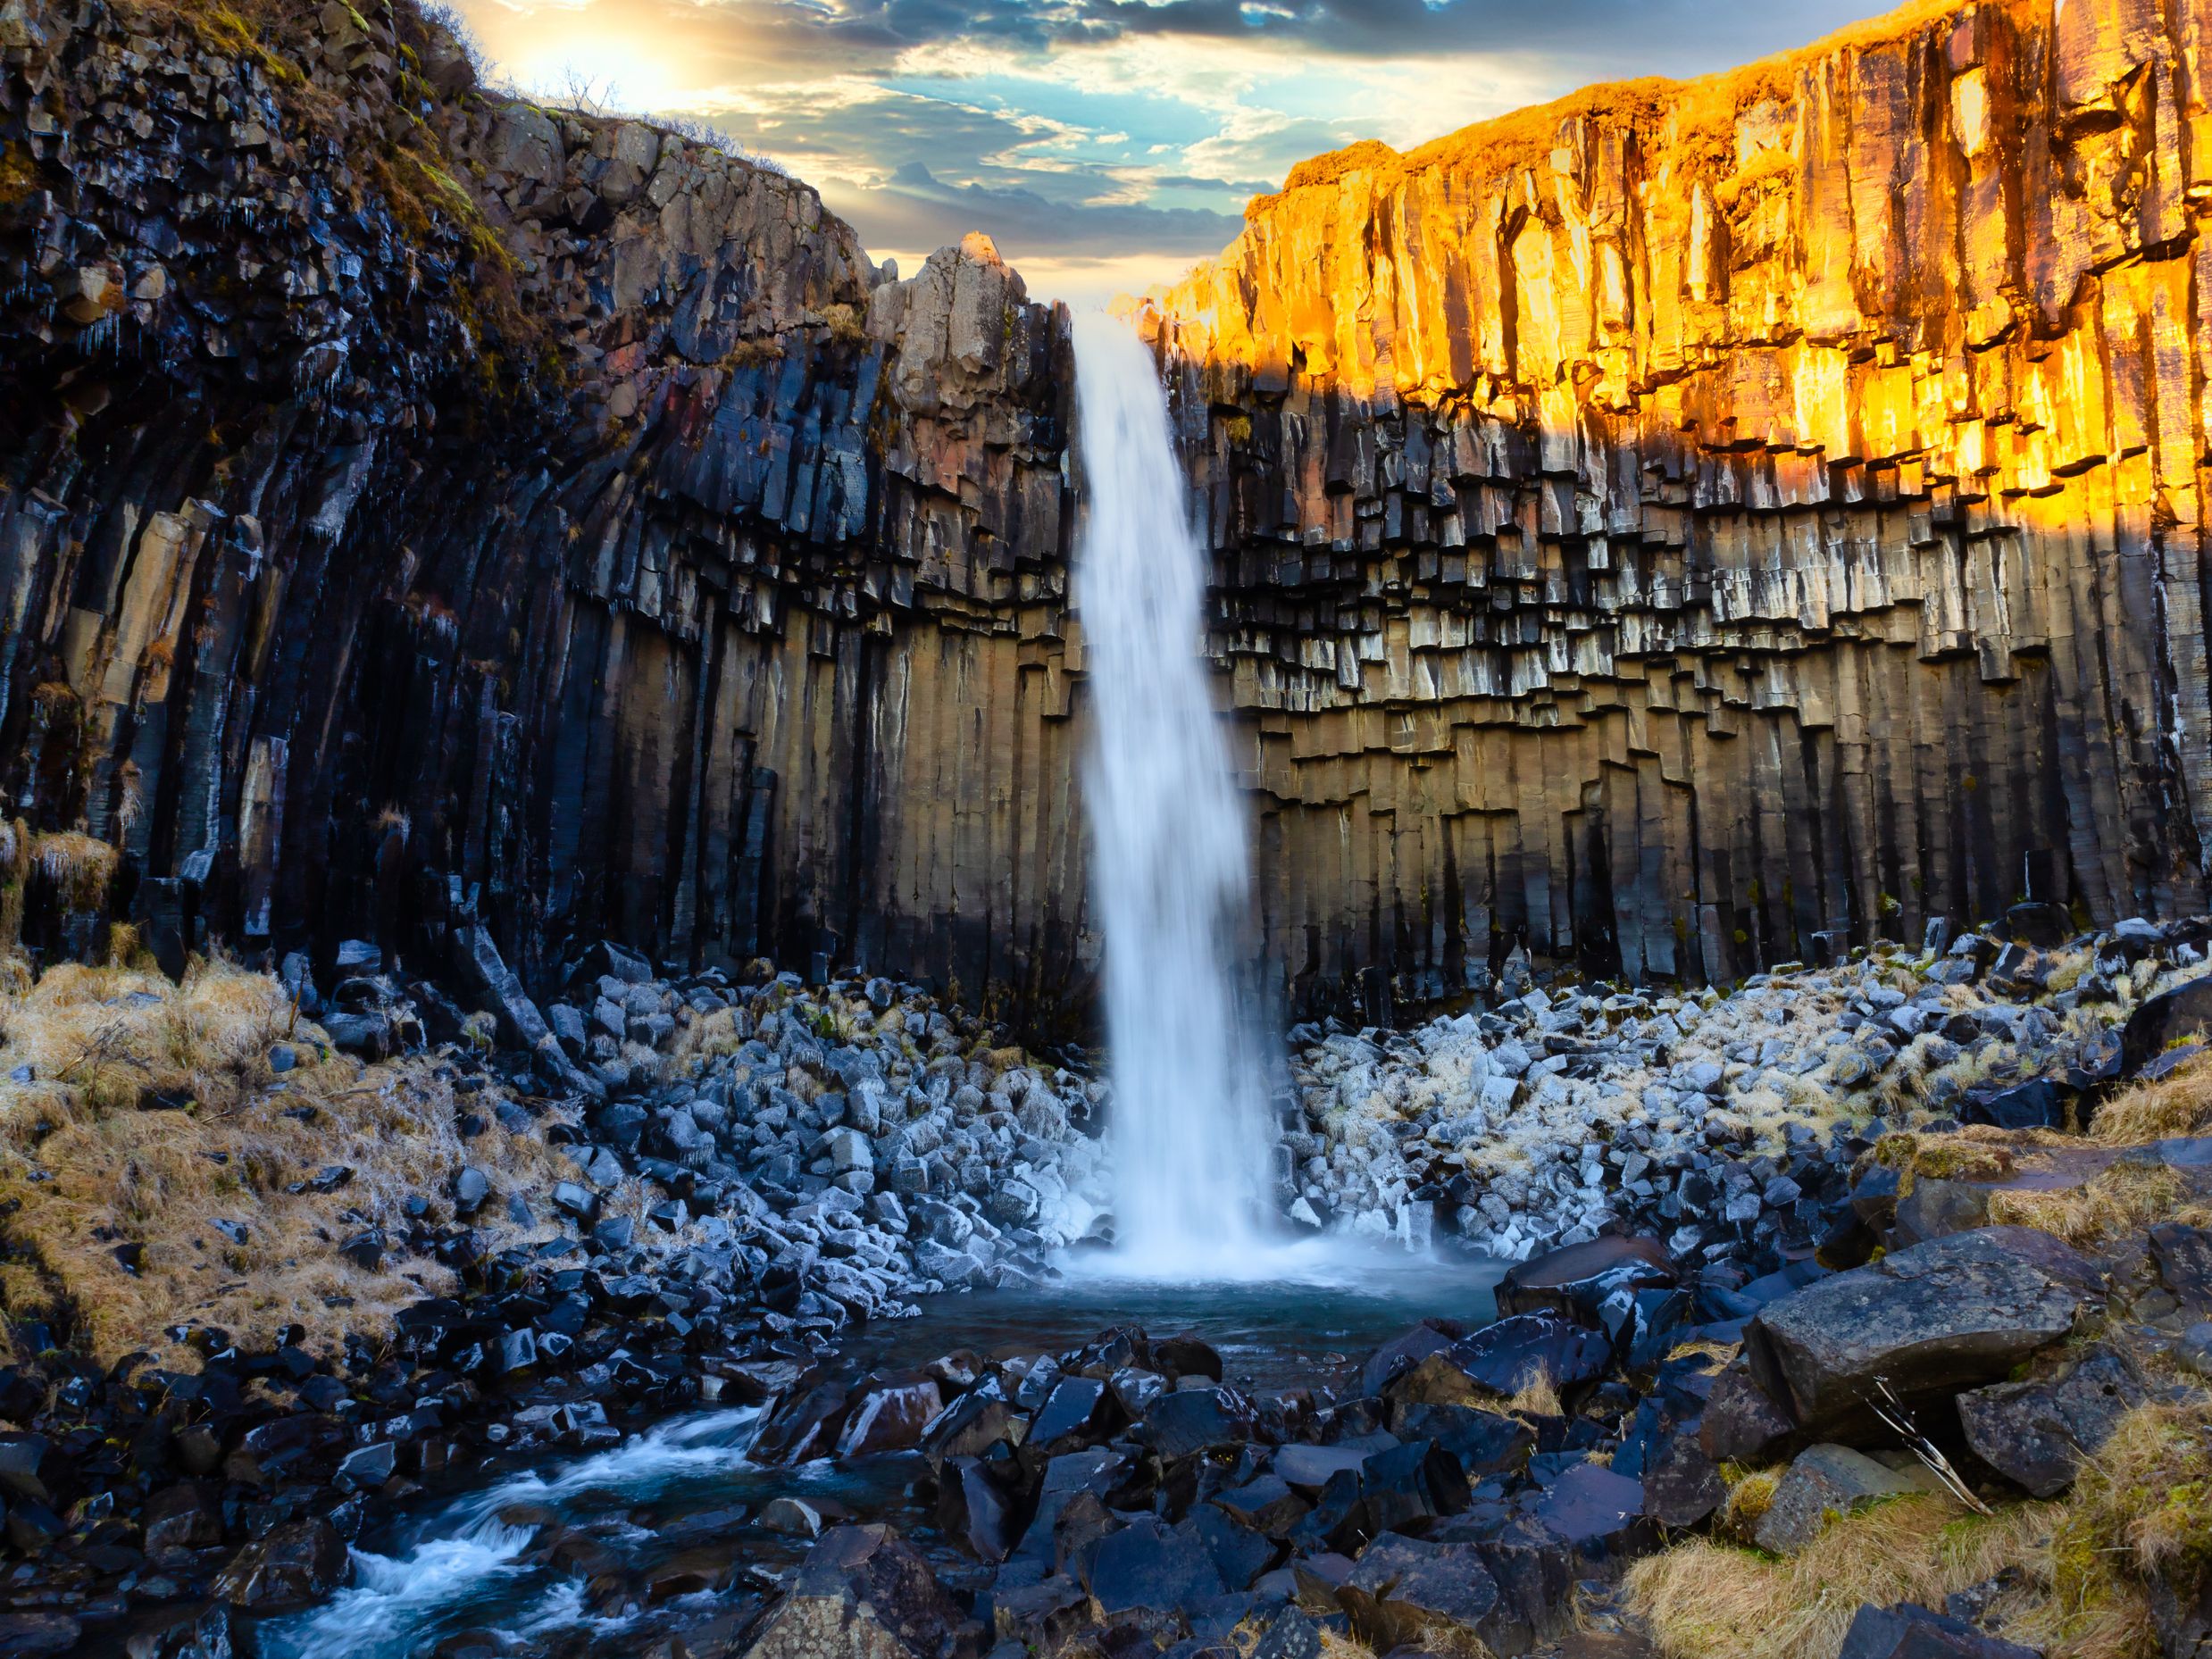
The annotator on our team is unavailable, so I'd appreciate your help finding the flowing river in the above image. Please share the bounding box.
[255,1255,1500,1658]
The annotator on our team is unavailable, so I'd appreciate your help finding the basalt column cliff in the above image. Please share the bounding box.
[1144,0,2212,1011]
[0,0,1087,1027]
[5,0,2212,1029]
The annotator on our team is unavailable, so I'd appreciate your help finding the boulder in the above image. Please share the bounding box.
[645,1546,740,1604]
[0,1615,81,1658]
[1338,1532,1506,1655]
[939,1457,1016,1563]
[1138,1387,1252,1457]
[1356,1438,1470,1533]
[922,1386,1019,1471]
[1384,1401,1534,1479]
[121,1605,230,1659]
[1752,1446,1932,1554]
[1155,1335,1224,1383]
[1496,1235,1675,1325]
[1082,1516,1227,1614]
[747,1526,964,1659]
[1358,1321,1461,1397]
[1642,1429,1727,1529]
[1530,1463,1652,1560]
[1957,1349,2146,1498]
[1187,1505,1275,1590]
[758,1496,829,1539]
[143,1481,224,1555]
[1699,1363,1801,1463]
[834,1375,943,1459]
[1211,1473,1311,1537]
[1958,1079,2071,1131]
[1013,1448,1128,1562]
[2150,1222,2212,1311]
[985,1574,1089,1650]
[210,1517,348,1609]
[1028,1376,1107,1450]
[1274,1444,1374,1493]
[1442,1314,1613,1399]
[0,1438,59,1507]
[1834,1601,2041,1659]
[754,1383,850,1466]
[1749,1227,2102,1431]
[2123,976,2212,1074]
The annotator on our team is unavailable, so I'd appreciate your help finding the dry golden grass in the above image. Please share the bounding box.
[668,1003,744,1072]
[2093,1052,2212,1145]
[0,957,572,1364]
[1506,1368,1562,1418]
[1988,1162,2210,1248]
[1315,1631,1376,1659]
[27,831,118,913]
[0,821,29,955]
[1629,1496,2057,1659]
[1631,1395,2212,1659]
[1665,1338,1742,1366]
[1997,1395,2212,1659]
[1715,1466,1780,1545]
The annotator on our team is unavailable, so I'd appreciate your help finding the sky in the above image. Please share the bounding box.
[449,0,1888,308]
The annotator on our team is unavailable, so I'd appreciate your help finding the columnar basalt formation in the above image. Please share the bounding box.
[1143,0,2212,1009]
[7,0,2212,1031]
[0,0,1089,1027]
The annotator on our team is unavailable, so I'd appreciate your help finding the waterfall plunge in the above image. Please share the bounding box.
[1071,311,1273,1279]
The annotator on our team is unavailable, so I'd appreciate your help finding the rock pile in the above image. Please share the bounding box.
[1285,915,2212,1268]
[0,941,1111,1654]
[290,937,1113,1324]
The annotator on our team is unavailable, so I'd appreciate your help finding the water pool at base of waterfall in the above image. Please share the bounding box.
[250,1248,1502,1659]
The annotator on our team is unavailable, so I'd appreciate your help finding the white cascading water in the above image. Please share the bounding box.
[257,1406,766,1659]
[1071,310,1273,1278]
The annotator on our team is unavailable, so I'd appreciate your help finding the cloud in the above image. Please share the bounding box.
[822,159,1243,260]
[451,0,1889,303]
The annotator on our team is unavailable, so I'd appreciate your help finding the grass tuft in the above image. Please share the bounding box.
[29,832,119,912]
[1629,1496,2057,1659]
[1506,1367,1562,1418]
[0,957,572,1364]
[1987,1161,2208,1247]
[2094,1053,2212,1145]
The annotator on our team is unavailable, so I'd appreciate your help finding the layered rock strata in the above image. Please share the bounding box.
[1142,0,2212,1007]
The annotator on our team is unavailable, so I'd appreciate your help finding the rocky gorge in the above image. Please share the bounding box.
[6,0,2212,1656]
[12,0,2212,1025]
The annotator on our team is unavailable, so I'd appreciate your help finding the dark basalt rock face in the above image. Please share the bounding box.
[0,0,1086,1029]
[13,0,2212,1040]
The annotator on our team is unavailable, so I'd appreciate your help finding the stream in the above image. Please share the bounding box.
[254,1247,1502,1659]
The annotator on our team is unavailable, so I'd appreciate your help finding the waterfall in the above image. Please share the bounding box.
[1070,311,1273,1278]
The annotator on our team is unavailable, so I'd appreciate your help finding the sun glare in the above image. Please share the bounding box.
[504,31,689,116]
